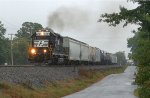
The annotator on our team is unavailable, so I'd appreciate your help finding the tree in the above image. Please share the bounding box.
[13,22,43,65]
[0,39,6,64]
[12,38,29,65]
[16,22,43,38]
[0,21,6,39]
[115,51,126,65]
[99,1,150,98]
[0,21,8,65]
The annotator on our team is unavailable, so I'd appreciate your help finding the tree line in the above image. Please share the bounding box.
[0,22,43,65]
[99,0,150,98]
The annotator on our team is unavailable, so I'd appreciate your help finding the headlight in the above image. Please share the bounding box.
[43,49,47,53]
[40,32,44,36]
[31,48,36,54]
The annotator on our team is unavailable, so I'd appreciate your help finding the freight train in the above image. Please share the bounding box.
[28,29,117,65]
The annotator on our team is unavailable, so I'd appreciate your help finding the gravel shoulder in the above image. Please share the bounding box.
[63,66,137,98]
[0,65,120,87]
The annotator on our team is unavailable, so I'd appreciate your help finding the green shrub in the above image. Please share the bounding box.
[0,83,10,89]
[135,66,150,86]
[138,81,150,98]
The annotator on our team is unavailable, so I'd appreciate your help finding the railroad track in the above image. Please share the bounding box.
[0,64,121,68]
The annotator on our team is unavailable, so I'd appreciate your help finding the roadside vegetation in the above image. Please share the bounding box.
[134,88,139,97]
[0,21,43,65]
[0,66,126,98]
[99,0,150,98]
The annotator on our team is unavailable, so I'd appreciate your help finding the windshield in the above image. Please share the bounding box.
[32,36,50,40]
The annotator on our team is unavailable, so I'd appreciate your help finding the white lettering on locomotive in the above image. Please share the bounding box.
[34,40,49,47]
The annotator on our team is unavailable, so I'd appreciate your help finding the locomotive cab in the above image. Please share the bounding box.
[28,29,67,64]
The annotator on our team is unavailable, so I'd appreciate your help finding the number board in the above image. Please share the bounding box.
[34,40,49,47]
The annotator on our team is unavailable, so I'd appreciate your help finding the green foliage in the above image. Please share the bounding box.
[0,39,6,64]
[0,21,44,65]
[99,1,150,28]
[128,32,150,65]
[12,37,29,65]
[0,21,10,65]
[115,51,126,65]
[12,22,43,65]
[136,66,150,85]
[99,0,150,98]
[2,39,11,64]
[16,22,43,38]
[0,83,10,89]
[138,85,150,98]
[0,21,6,39]
[128,53,132,60]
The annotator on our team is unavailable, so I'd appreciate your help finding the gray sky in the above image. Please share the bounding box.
[0,0,139,57]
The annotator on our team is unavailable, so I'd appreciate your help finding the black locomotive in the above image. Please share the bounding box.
[28,29,67,64]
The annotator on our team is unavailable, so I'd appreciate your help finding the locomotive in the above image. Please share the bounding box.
[28,29,117,65]
[28,29,67,64]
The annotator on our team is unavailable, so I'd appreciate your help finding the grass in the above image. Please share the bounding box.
[134,88,139,97]
[0,65,127,98]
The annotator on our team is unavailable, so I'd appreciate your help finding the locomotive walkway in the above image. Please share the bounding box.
[63,66,137,98]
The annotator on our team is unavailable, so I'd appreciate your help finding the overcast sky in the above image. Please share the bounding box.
[0,0,139,57]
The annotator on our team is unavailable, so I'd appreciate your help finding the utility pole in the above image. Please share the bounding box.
[8,34,15,66]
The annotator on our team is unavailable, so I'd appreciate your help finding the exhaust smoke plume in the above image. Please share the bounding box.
[48,7,90,32]
[47,2,137,55]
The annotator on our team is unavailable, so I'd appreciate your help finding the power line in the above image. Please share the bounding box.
[0,16,20,29]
